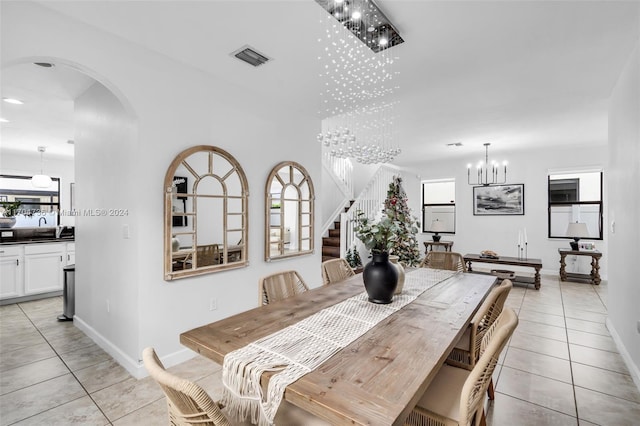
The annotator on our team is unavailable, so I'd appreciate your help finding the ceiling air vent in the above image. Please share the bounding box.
[231,45,271,67]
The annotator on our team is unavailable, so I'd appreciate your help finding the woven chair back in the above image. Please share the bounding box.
[321,258,355,285]
[471,279,512,362]
[197,244,220,267]
[259,270,309,305]
[142,347,230,426]
[420,251,466,273]
[460,308,518,425]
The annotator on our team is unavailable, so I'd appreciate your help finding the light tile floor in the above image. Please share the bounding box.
[1,276,639,425]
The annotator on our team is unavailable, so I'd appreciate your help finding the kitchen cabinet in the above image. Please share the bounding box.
[0,246,23,299]
[0,241,74,301]
[66,242,75,265]
[24,244,64,295]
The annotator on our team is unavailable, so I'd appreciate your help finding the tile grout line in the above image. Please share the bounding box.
[559,279,581,425]
[14,301,115,426]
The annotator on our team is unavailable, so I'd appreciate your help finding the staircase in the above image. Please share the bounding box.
[322,201,354,262]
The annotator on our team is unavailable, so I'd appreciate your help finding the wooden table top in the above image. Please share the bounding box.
[464,253,542,267]
[558,248,602,257]
[180,271,497,426]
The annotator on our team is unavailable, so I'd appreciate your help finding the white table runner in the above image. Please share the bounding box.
[221,268,456,426]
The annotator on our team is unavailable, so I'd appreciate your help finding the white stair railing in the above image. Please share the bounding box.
[321,154,354,236]
[323,152,353,198]
[340,165,399,258]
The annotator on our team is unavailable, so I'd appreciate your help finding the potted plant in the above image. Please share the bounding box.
[0,201,22,228]
[353,211,400,304]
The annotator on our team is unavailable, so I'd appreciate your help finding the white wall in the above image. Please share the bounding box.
[74,81,140,368]
[2,1,321,377]
[0,151,75,227]
[404,145,608,278]
[607,45,640,386]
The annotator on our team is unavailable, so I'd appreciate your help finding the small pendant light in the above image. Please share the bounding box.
[31,146,52,188]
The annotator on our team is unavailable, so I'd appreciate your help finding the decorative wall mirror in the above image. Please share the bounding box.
[265,161,315,261]
[164,146,248,280]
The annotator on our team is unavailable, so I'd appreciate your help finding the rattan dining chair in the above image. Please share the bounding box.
[197,244,220,267]
[144,347,331,426]
[418,251,467,272]
[446,279,513,399]
[404,308,518,426]
[143,347,230,426]
[259,270,310,306]
[321,258,355,286]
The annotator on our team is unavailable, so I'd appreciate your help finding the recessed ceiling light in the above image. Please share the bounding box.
[378,37,388,46]
[0,118,9,123]
[2,98,24,105]
[34,62,55,68]
[351,11,361,20]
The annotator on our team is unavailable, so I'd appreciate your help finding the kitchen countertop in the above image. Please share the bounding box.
[0,237,75,246]
[0,226,75,246]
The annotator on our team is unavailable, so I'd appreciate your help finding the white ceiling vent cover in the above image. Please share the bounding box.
[231,45,271,67]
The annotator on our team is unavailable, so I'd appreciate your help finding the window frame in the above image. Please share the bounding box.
[547,170,603,240]
[421,179,456,235]
[0,174,61,226]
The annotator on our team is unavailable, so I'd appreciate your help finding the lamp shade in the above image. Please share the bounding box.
[430,220,447,233]
[31,174,52,188]
[566,222,589,238]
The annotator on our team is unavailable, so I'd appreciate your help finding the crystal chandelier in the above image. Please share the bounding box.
[316,0,402,164]
[467,143,508,186]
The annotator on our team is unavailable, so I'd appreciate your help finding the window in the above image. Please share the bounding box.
[0,175,60,227]
[548,170,603,240]
[422,179,455,234]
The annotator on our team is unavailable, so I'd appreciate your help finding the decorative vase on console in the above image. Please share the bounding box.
[389,255,405,295]
[354,211,400,304]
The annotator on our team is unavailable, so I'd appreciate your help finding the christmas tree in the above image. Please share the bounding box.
[383,176,421,266]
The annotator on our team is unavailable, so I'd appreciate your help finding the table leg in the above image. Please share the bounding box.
[559,254,567,281]
[534,267,541,290]
[467,261,473,272]
[592,257,601,285]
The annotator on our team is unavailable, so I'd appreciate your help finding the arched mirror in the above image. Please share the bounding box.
[164,146,248,280]
[265,161,314,261]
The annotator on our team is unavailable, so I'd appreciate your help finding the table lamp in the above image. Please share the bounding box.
[429,219,447,242]
[566,222,589,250]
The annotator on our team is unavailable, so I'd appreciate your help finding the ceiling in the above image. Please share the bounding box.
[1,1,638,167]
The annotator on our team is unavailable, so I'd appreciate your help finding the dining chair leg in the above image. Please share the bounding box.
[487,377,495,400]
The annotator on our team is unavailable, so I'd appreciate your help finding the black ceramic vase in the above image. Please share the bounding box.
[363,252,398,304]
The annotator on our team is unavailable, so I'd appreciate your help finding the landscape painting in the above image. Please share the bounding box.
[473,184,524,215]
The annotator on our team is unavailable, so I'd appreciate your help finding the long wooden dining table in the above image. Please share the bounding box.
[180,271,497,426]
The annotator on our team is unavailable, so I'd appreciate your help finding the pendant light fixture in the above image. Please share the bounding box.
[31,146,52,188]
[467,143,508,186]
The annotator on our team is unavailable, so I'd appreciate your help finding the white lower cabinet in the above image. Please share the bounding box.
[66,242,75,265]
[24,244,64,295]
[0,246,23,299]
[0,241,74,301]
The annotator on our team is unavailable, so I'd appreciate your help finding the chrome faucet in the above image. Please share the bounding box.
[38,217,47,227]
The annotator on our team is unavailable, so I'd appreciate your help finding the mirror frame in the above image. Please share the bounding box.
[164,145,249,280]
[264,161,315,261]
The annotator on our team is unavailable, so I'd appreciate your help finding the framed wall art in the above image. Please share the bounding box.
[473,184,524,216]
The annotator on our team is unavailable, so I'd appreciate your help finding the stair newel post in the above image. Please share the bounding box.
[340,212,348,259]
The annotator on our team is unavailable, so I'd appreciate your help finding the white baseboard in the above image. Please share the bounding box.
[73,315,198,379]
[606,317,640,392]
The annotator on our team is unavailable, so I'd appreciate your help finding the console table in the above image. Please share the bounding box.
[463,253,543,290]
[423,241,453,253]
[558,249,602,285]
